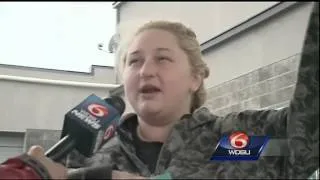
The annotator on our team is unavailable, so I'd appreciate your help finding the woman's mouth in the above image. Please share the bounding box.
[139,85,161,94]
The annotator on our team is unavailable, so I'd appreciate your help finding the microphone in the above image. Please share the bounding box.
[45,94,125,162]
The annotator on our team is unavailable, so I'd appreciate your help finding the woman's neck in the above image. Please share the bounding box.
[136,99,192,143]
[137,118,174,143]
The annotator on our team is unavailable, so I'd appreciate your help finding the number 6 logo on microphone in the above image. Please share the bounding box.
[88,104,109,117]
[229,132,249,149]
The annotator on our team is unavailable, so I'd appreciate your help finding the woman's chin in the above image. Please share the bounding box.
[137,103,162,117]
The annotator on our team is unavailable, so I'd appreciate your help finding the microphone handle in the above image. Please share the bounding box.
[45,135,76,162]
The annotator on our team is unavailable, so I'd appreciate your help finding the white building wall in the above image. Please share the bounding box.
[0,65,118,132]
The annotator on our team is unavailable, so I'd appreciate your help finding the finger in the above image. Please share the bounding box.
[27,145,45,158]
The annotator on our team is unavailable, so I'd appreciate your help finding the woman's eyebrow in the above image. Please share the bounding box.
[128,50,141,55]
[156,47,171,52]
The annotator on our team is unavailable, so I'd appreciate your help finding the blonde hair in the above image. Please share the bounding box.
[116,20,210,113]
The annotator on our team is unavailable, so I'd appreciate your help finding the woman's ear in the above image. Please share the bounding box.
[190,73,202,92]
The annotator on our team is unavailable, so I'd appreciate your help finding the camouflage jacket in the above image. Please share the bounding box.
[66,2,319,179]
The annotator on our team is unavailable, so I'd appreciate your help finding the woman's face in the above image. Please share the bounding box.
[122,29,201,124]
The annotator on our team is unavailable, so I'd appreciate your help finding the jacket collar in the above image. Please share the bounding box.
[116,107,218,146]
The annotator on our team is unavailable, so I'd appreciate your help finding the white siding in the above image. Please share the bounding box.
[118,2,279,44]
[203,3,313,87]
[0,80,112,132]
[0,132,24,162]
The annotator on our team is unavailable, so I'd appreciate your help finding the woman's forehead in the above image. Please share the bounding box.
[130,29,179,47]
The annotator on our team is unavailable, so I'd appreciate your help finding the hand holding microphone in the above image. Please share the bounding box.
[27,145,68,179]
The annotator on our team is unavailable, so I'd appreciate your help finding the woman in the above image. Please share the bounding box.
[1,2,318,179]
[66,2,319,179]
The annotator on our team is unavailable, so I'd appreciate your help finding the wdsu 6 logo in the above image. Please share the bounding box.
[210,131,269,161]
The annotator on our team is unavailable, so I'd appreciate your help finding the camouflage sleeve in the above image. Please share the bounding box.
[65,148,115,179]
[64,137,120,179]
[284,2,319,179]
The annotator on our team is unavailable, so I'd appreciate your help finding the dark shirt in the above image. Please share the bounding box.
[133,125,163,173]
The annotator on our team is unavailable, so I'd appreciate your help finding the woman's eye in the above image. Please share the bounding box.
[128,59,138,65]
[158,56,171,62]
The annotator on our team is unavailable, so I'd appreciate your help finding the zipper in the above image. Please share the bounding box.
[117,128,152,176]
[153,116,191,175]
[153,127,175,175]
[154,142,166,173]
[120,141,152,176]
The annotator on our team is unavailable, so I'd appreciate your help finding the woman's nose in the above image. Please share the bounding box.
[139,59,157,79]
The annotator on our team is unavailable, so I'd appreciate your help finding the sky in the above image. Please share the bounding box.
[0,2,116,72]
